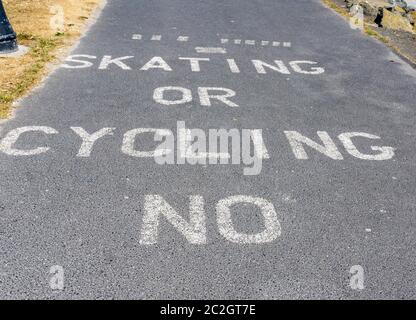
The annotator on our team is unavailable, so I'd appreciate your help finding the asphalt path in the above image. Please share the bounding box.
[0,0,415,299]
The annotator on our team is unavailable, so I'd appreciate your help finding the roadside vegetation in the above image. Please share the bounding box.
[0,0,102,119]
[322,0,416,66]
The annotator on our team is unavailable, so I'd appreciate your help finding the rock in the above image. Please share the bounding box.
[360,1,380,16]
[345,0,360,8]
[404,0,416,10]
[345,1,388,17]
[388,0,408,8]
[378,8,415,31]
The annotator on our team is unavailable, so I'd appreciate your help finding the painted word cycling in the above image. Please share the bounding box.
[62,55,325,75]
[0,127,396,164]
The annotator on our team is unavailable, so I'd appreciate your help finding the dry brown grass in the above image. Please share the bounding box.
[0,0,102,118]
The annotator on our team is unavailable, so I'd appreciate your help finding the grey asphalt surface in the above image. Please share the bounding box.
[1,0,416,299]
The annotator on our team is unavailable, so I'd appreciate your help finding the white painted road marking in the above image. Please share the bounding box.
[284,131,395,160]
[284,131,343,160]
[338,132,395,160]
[71,127,115,157]
[0,126,58,156]
[153,86,193,105]
[129,34,291,49]
[122,128,172,158]
[216,195,281,244]
[227,58,241,73]
[61,54,96,69]
[62,55,325,75]
[140,56,173,71]
[195,47,227,54]
[179,57,210,72]
[140,195,206,245]
[99,55,134,70]
[151,34,162,41]
[139,195,281,244]
[198,87,239,107]
[218,38,290,48]
[0,127,396,162]
[252,60,291,74]
[177,36,189,42]
[153,86,239,107]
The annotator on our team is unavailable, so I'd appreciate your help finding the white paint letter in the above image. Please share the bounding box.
[140,195,206,244]
[154,129,175,165]
[0,126,58,156]
[153,86,193,105]
[179,57,210,72]
[241,129,269,176]
[290,61,324,74]
[252,60,290,74]
[71,127,115,157]
[198,87,239,108]
[140,56,172,71]
[284,131,343,160]
[338,132,395,160]
[122,128,171,157]
[61,55,96,69]
[227,59,241,73]
[216,195,281,244]
[99,56,133,70]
